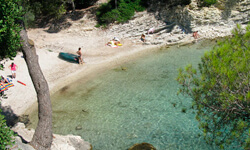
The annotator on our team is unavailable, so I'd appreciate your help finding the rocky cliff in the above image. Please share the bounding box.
[104,0,249,45]
[156,0,249,30]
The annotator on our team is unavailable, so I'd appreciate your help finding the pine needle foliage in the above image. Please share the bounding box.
[96,0,147,26]
[201,0,217,6]
[0,109,15,149]
[177,24,250,149]
[0,0,23,58]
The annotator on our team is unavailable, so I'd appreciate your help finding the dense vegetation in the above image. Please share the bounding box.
[1,0,55,149]
[95,0,218,26]
[200,0,217,6]
[21,0,98,28]
[177,24,250,149]
[0,109,15,149]
[96,0,148,26]
[21,0,217,27]
[0,0,23,58]
[0,0,24,148]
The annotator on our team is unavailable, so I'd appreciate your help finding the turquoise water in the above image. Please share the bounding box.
[29,41,219,149]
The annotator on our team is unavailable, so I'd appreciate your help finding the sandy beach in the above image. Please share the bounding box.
[0,24,162,118]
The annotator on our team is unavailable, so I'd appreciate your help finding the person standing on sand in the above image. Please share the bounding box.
[9,62,18,79]
[76,47,84,64]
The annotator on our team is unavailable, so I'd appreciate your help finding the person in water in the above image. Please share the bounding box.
[193,31,199,39]
[76,48,84,64]
[8,62,18,79]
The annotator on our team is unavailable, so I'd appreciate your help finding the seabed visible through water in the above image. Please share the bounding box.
[29,40,222,150]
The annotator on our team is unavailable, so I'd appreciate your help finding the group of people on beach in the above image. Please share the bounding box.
[0,62,18,96]
[77,28,200,65]
[1,62,18,84]
[140,27,199,43]
[140,27,155,43]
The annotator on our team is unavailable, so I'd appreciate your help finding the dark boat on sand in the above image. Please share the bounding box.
[58,52,79,63]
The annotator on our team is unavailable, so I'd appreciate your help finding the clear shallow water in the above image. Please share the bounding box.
[29,41,219,150]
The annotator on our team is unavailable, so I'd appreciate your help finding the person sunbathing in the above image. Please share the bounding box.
[0,75,9,85]
[107,40,120,46]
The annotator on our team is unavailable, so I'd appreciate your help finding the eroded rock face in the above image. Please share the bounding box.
[154,0,249,29]
[103,0,249,46]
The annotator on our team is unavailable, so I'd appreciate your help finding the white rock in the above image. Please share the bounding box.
[11,123,92,150]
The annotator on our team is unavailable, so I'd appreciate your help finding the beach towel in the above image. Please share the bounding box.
[0,83,14,92]
[107,40,118,48]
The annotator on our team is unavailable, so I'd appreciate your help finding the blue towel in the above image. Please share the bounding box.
[7,78,12,82]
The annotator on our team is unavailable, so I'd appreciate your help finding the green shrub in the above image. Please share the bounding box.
[100,9,120,24]
[24,11,36,28]
[116,1,135,23]
[24,0,66,19]
[0,110,15,149]
[201,0,217,6]
[0,0,23,59]
[96,0,147,26]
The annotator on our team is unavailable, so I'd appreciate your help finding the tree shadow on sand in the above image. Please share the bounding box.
[42,5,98,33]
[0,104,18,127]
[0,103,31,127]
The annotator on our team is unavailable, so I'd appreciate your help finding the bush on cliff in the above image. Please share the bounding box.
[200,0,217,6]
[96,0,147,26]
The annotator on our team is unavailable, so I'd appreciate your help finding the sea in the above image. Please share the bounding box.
[28,40,222,150]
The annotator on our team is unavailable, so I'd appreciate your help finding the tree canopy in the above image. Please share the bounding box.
[0,0,23,148]
[0,0,53,149]
[177,24,250,149]
[0,0,23,58]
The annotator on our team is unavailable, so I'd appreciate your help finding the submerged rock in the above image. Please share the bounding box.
[128,142,156,150]
[75,125,83,130]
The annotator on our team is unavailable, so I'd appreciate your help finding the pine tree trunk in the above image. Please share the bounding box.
[20,28,53,150]
[71,0,75,13]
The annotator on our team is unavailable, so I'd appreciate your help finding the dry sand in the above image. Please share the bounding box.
[0,25,161,117]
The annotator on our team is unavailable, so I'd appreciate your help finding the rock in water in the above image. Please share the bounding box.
[128,143,156,150]
[75,125,82,130]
